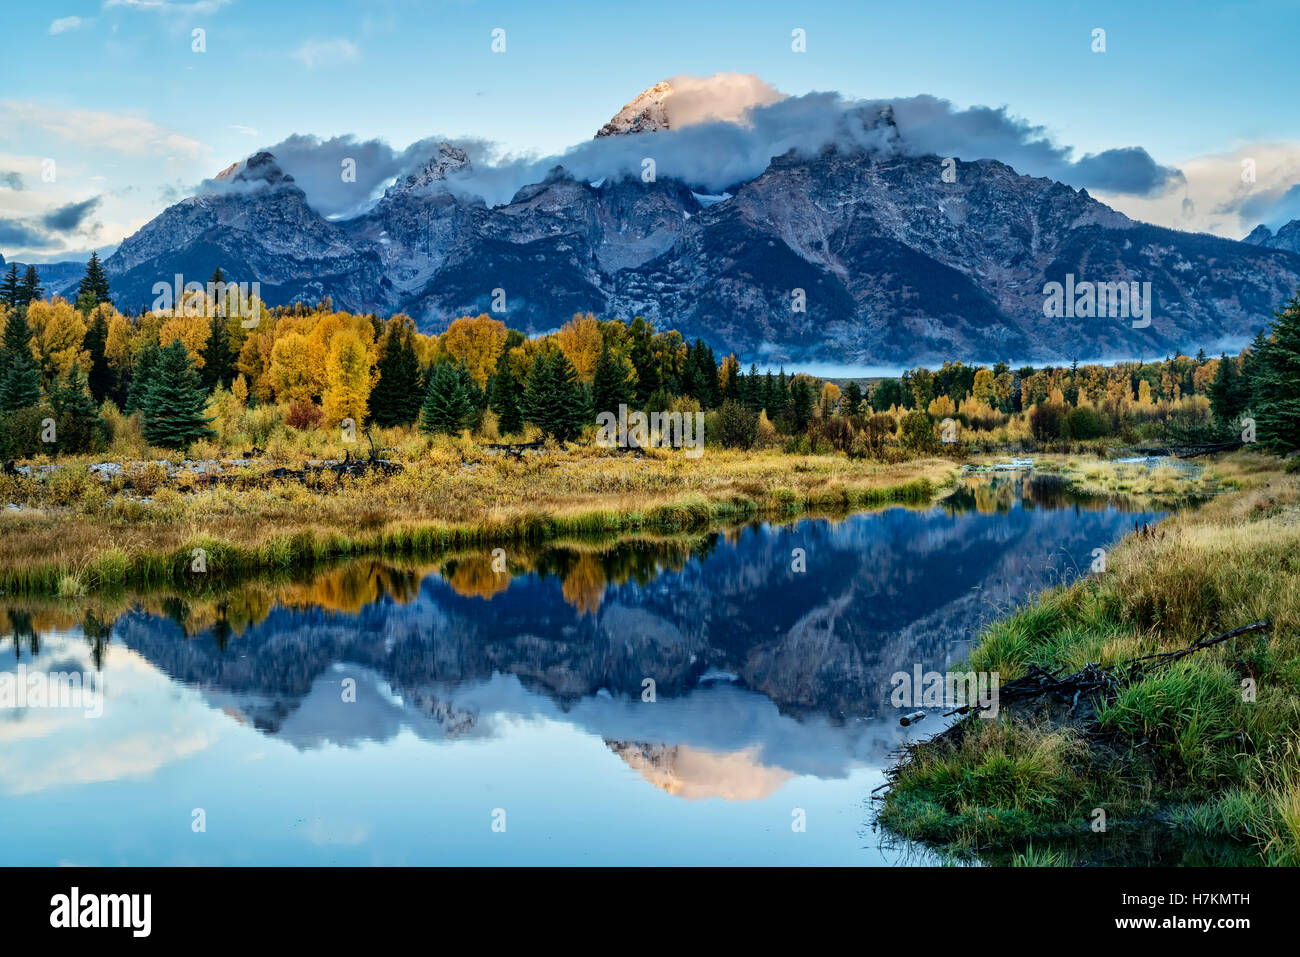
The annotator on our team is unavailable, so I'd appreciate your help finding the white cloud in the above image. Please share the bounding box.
[103,0,232,14]
[0,101,203,159]
[293,38,360,69]
[1095,143,1300,239]
[49,16,84,34]
[230,124,259,136]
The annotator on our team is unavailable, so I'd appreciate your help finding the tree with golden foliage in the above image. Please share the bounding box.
[268,332,319,403]
[26,297,89,379]
[322,328,377,426]
[555,312,603,384]
[440,314,507,389]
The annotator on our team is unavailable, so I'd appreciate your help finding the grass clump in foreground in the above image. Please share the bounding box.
[880,451,1300,865]
[0,444,956,596]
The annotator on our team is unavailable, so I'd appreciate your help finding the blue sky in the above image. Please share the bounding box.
[2,0,1299,260]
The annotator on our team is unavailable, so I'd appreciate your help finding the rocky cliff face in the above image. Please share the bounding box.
[95,96,1300,363]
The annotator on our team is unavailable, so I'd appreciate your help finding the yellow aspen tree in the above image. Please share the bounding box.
[322,328,377,426]
[555,312,603,384]
[27,298,89,378]
[441,314,507,388]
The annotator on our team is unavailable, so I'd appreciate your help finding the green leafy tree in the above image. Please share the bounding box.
[141,340,215,449]
[419,362,473,435]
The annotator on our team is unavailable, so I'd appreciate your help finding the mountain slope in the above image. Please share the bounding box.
[96,98,1300,363]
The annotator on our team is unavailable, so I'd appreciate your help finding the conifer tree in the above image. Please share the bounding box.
[83,308,113,403]
[50,361,104,452]
[370,325,422,426]
[19,265,42,306]
[786,378,814,434]
[490,357,524,435]
[591,344,632,418]
[0,263,19,308]
[141,340,215,449]
[126,341,161,414]
[0,349,41,412]
[200,313,236,393]
[419,362,472,435]
[0,307,41,411]
[842,380,864,416]
[522,350,588,441]
[1252,292,1300,452]
[75,252,111,308]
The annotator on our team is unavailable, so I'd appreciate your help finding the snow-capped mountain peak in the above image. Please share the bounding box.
[595,81,673,138]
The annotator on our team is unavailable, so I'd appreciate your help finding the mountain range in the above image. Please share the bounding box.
[43,83,1300,366]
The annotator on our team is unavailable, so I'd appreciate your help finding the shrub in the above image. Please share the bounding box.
[713,399,759,449]
[286,400,324,431]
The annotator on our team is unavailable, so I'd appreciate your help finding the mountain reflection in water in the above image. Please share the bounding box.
[0,476,1162,865]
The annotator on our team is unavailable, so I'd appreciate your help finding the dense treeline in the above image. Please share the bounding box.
[1,256,1298,458]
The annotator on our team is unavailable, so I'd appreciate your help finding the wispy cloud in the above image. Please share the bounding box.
[103,0,232,15]
[49,16,85,34]
[1,101,203,159]
[293,38,360,69]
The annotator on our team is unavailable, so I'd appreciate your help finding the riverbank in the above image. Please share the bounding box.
[0,445,957,596]
[879,451,1300,865]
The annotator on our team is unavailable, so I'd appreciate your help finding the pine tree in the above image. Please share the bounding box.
[0,350,41,412]
[1252,292,1300,453]
[0,307,41,411]
[141,340,214,449]
[75,252,111,307]
[522,350,588,442]
[199,313,236,393]
[591,344,632,417]
[19,265,43,306]
[125,341,160,414]
[490,359,524,435]
[370,326,422,426]
[0,263,19,308]
[419,362,472,435]
[83,308,113,403]
[628,317,659,403]
[842,380,864,416]
[1209,353,1247,428]
[786,378,813,434]
[50,361,103,452]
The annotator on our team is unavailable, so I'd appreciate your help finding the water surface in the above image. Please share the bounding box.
[0,476,1161,865]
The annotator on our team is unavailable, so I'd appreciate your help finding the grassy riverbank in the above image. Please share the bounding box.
[0,444,957,596]
[880,452,1300,865]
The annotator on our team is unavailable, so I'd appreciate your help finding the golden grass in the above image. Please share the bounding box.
[0,444,959,594]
